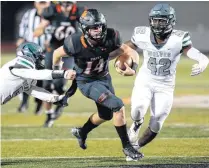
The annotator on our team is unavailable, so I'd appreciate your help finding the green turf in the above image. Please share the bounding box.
[1,53,209,167]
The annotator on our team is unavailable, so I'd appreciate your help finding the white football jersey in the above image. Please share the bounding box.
[0,57,36,104]
[131,26,192,84]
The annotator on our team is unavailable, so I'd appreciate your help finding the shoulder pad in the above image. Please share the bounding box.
[172,30,187,38]
[133,26,148,35]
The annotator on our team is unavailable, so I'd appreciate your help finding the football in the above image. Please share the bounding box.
[114,54,133,70]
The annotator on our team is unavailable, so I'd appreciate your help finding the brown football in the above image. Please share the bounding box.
[115,54,133,70]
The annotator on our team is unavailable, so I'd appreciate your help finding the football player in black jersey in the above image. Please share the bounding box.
[53,9,142,161]
[34,1,86,127]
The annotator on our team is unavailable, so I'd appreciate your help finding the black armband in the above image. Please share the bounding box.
[131,62,138,72]
[52,70,65,79]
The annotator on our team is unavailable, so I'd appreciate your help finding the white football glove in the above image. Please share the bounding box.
[51,95,65,103]
[191,64,203,76]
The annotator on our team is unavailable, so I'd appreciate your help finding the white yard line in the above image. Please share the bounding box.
[1,137,209,142]
[2,123,209,128]
[1,156,209,160]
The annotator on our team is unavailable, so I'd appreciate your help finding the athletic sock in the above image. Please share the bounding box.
[81,118,98,137]
[115,124,130,148]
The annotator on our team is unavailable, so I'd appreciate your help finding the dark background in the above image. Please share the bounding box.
[1,1,209,52]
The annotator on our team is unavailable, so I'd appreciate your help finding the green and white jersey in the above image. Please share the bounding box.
[131,26,192,84]
[0,57,36,104]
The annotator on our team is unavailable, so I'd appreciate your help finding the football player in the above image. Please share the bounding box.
[0,42,75,105]
[53,9,143,161]
[114,3,209,160]
[33,1,86,127]
[16,1,51,114]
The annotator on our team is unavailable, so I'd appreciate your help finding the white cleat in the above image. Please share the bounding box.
[128,122,141,144]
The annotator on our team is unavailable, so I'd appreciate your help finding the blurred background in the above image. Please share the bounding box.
[1,1,209,53]
[1,2,209,167]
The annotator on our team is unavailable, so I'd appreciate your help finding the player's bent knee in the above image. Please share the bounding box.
[149,117,164,133]
[111,97,124,113]
[131,105,145,121]
[98,111,113,121]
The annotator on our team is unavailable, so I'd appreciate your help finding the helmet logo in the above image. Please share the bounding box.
[81,10,88,18]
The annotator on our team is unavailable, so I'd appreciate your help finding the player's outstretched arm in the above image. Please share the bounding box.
[183,46,209,76]
[53,46,68,66]
[25,85,64,103]
[11,68,76,80]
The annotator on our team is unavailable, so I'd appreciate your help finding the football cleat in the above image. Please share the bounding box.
[71,127,87,150]
[17,103,28,113]
[123,144,144,161]
[128,121,142,144]
[54,105,64,120]
[43,113,55,128]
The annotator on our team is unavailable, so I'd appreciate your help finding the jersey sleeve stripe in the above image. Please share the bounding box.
[182,40,192,47]
[17,57,35,69]
[182,36,191,43]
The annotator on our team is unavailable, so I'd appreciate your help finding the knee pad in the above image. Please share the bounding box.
[131,105,146,122]
[98,110,113,120]
[149,116,163,133]
[97,92,124,113]
[109,96,124,113]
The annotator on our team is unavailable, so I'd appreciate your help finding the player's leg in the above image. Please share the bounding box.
[43,49,54,127]
[137,86,174,148]
[128,82,152,144]
[17,92,29,112]
[34,80,43,115]
[72,76,143,160]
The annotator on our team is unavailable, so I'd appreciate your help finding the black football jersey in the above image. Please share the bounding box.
[63,28,122,80]
[42,4,85,49]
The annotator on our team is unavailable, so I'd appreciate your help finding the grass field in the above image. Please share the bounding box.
[1,54,209,168]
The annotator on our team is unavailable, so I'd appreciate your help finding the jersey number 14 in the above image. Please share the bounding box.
[84,58,106,75]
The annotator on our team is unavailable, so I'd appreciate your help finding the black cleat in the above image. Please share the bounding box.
[43,113,55,128]
[17,103,28,113]
[71,127,87,150]
[123,144,144,161]
[54,105,64,120]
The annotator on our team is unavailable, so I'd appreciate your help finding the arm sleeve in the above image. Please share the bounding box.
[25,85,61,103]
[18,10,30,38]
[63,35,76,56]
[186,47,209,70]
[182,32,192,49]
[11,69,53,80]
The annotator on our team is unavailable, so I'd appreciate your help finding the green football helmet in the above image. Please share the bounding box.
[16,42,45,69]
[149,3,176,39]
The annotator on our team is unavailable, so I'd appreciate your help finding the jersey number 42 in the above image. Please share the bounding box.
[147,57,171,76]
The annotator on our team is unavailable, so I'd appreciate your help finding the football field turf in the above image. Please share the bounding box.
[1,54,209,167]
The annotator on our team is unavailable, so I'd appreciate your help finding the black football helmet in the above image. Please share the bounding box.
[79,9,107,43]
[16,42,45,69]
[149,3,176,39]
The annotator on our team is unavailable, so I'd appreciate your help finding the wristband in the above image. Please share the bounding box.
[131,62,138,72]
[52,70,65,79]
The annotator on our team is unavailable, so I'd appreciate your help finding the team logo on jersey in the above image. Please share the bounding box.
[147,50,171,58]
